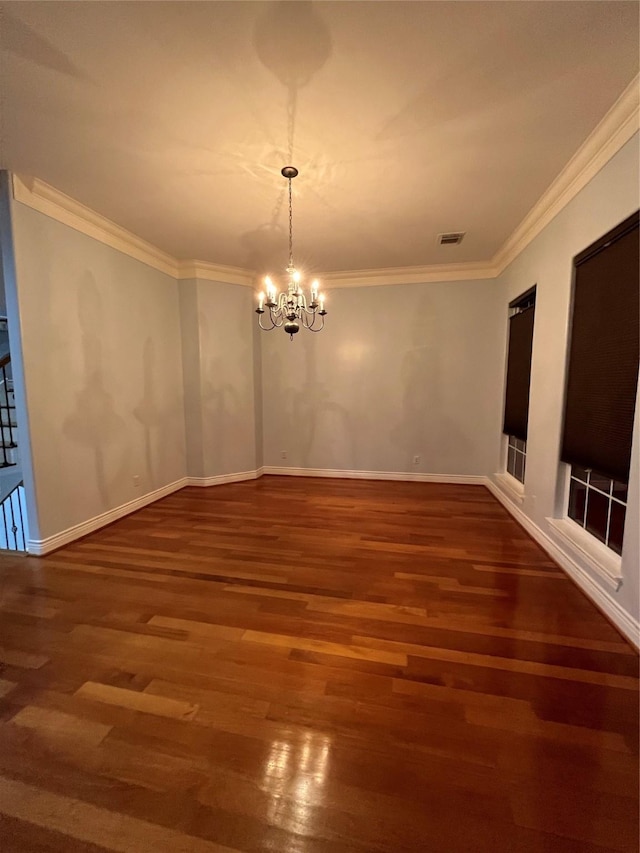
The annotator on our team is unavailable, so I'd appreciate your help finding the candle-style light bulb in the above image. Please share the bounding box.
[264,277,276,304]
[258,291,265,310]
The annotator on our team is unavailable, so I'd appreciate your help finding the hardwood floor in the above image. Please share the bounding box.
[0,476,637,852]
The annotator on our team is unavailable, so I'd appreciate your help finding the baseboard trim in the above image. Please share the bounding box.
[485,477,640,648]
[28,466,638,649]
[27,466,479,556]
[262,466,486,485]
[492,471,525,506]
[27,477,189,556]
[186,469,264,487]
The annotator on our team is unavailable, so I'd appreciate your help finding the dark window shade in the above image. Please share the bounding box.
[503,306,534,441]
[561,213,639,483]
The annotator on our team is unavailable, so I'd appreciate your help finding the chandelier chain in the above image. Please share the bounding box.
[288,177,293,269]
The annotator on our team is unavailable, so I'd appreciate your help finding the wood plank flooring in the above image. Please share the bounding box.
[0,476,637,852]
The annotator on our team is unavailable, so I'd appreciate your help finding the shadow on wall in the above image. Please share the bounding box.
[2,8,89,80]
[390,295,439,468]
[63,275,127,509]
[270,329,356,469]
[254,1,332,92]
[390,292,472,471]
[240,1,333,271]
[132,336,165,489]
[240,193,287,274]
[199,310,253,474]
[375,3,609,142]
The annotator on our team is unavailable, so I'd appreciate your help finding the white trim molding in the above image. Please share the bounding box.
[10,74,638,291]
[263,466,486,485]
[27,469,266,555]
[493,73,639,275]
[321,262,497,289]
[178,260,254,287]
[12,175,179,278]
[485,478,639,648]
[492,471,525,506]
[546,517,623,592]
[185,469,264,487]
[27,477,188,556]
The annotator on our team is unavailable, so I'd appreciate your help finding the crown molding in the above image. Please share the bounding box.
[493,73,640,275]
[178,260,254,286]
[11,174,180,278]
[10,74,639,290]
[321,261,496,289]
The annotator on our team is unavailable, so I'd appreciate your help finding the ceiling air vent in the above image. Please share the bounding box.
[438,232,466,246]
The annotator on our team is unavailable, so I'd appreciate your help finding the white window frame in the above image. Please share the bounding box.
[567,467,627,551]
[495,435,525,504]
[500,287,535,500]
[505,433,527,486]
[546,463,622,591]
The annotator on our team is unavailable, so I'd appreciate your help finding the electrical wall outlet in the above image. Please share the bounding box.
[413,455,420,465]
[133,475,140,487]
[281,451,287,459]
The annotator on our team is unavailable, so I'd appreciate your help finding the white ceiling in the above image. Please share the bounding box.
[1,1,638,274]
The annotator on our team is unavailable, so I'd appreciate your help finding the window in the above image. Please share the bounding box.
[561,211,639,554]
[503,288,536,484]
[568,466,628,555]
[506,435,526,483]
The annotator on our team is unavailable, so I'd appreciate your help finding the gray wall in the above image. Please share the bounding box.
[178,280,204,476]
[10,203,186,540]
[179,278,258,478]
[261,279,505,475]
[494,132,640,624]
[6,133,639,635]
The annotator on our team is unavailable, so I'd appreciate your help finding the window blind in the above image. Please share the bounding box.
[561,212,639,484]
[503,306,534,441]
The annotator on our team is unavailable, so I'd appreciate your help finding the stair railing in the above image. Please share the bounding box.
[0,481,26,551]
[0,353,17,468]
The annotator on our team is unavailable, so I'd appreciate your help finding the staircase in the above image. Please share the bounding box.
[0,478,27,551]
[0,352,28,551]
[0,354,18,468]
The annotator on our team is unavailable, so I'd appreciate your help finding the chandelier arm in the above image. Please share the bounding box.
[309,308,324,329]
[258,313,277,331]
[300,311,313,329]
[306,314,325,333]
[270,308,285,327]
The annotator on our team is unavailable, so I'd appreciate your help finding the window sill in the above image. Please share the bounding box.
[546,517,622,592]
[494,472,525,505]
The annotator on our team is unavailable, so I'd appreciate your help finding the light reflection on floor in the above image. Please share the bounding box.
[261,730,332,836]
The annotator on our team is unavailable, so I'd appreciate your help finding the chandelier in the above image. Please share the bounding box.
[256,166,327,340]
